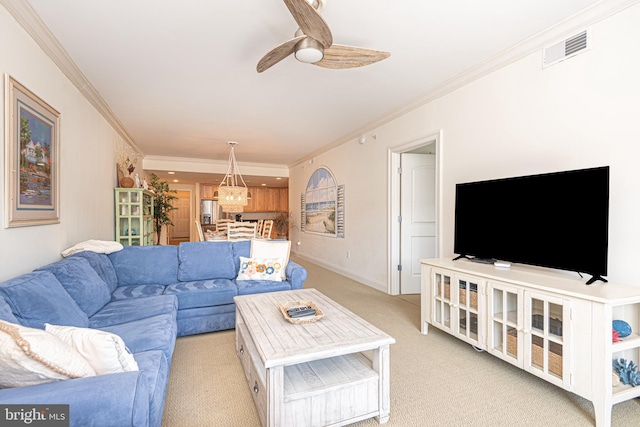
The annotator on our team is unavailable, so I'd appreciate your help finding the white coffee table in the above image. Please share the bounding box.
[234,288,395,427]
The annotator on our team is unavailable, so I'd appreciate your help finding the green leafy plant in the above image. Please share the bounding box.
[149,173,178,245]
[272,212,290,238]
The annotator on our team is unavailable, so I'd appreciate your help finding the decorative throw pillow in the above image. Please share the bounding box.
[250,239,291,279]
[0,320,96,388]
[236,256,284,282]
[45,324,139,375]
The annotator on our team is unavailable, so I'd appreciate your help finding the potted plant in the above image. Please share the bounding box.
[272,212,290,239]
[148,173,178,245]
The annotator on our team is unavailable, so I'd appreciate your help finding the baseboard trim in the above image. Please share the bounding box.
[292,251,389,294]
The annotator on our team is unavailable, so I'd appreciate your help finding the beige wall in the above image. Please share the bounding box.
[0,7,120,280]
[290,3,640,288]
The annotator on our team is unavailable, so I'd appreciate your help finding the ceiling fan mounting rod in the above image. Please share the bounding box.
[307,0,326,12]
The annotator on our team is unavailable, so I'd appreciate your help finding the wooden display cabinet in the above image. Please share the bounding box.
[115,188,154,246]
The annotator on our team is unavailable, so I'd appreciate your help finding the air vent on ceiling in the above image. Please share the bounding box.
[543,29,590,68]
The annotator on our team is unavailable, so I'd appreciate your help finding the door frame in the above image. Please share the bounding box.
[387,130,443,295]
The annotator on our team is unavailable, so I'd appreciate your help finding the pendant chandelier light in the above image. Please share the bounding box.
[218,141,248,213]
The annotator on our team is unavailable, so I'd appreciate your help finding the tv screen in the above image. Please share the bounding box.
[454,166,609,283]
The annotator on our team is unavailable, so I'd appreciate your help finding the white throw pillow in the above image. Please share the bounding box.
[250,239,291,279]
[0,320,96,388]
[45,324,139,375]
[237,256,284,282]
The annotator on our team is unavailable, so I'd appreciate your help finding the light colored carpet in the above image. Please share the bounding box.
[162,258,640,426]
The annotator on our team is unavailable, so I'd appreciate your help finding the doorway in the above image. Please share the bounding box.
[168,190,192,245]
[388,131,442,295]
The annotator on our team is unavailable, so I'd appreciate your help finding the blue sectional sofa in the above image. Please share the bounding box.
[0,240,307,427]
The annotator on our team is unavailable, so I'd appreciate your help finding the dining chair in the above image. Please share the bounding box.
[256,219,264,236]
[215,219,234,234]
[226,222,257,241]
[261,219,273,239]
[195,220,205,242]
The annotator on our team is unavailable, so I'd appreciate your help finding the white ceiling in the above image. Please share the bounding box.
[19,0,603,183]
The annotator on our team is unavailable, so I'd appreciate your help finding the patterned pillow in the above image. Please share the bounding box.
[250,239,291,279]
[236,256,284,282]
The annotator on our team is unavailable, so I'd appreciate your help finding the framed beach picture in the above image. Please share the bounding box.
[301,167,344,237]
[4,74,60,227]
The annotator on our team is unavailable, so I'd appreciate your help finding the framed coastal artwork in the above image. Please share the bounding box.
[4,74,60,227]
[301,167,344,237]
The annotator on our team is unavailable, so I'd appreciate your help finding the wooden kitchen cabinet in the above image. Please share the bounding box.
[197,184,288,212]
[200,184,216,200]
[244,187,288,212]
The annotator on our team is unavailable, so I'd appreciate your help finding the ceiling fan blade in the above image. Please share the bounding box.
[257,35,307,73]
[283,0,332,48]
[313,44,390,69]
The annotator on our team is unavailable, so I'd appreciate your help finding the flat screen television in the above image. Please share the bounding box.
[453,166,609,284]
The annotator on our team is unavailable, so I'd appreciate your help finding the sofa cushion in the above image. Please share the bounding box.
[99,314,177,363]
[177,242,237,280]
[163,279,237,309]
[236,279,293,295]
[36,257,111,316]
[0,297,18,324]
[0,271,89,329]
[89,295,178,329]
[232,240,251,272]
[0,320,96,388]
[110,284,167,301]
[69,251,119,292]
[109,246,179,286]
[45,323,139,375]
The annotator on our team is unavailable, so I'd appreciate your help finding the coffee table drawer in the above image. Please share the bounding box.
[237,323,267,424]
[247,358,267,426]
[236,324,252,381]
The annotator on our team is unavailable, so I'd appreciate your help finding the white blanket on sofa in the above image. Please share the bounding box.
[61,240,124,258]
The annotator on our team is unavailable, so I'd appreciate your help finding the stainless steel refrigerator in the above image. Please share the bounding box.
[200,200,221,225]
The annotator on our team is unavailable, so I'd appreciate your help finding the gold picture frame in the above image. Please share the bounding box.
[4,74,60,227]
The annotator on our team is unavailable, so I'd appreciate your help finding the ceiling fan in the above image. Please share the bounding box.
[257,0,390,73]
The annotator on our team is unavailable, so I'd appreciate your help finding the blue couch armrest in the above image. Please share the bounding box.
[0,372,149,427]
[286,261,307,289]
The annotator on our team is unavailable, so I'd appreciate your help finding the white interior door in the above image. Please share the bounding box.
[400,153,436,294]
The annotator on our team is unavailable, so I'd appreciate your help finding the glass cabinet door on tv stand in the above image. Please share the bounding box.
[115,188,154,246]
[487,282,521,367]
[486,282,569,387]
[430,269,484,349]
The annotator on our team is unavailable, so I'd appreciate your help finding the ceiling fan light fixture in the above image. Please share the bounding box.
[294,36,324,64]
[295,47,323,63]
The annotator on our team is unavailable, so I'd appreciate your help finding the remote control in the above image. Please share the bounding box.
[286,306,311,315]
[289,309,316,318]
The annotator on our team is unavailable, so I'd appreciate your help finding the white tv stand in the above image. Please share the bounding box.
[420,258,640,427]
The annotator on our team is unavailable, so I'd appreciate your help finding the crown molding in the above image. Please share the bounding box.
[143,155,289,177]
[0,0,142,153]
